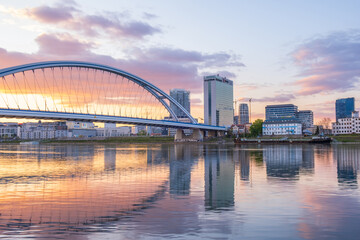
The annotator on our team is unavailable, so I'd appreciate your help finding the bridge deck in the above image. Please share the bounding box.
[0,109,226,131]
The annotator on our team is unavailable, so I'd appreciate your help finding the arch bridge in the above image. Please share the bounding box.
[0,61,225,140]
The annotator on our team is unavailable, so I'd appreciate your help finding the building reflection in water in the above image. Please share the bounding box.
[263,145,314,180]
[334,145,360,189]
[104,146,116,171]
[235,146,251,181]
[169,144,197,196]
[204,145,235,210]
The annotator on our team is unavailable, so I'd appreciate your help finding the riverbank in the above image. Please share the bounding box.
[332,134,360,142]
[41,136,175,144]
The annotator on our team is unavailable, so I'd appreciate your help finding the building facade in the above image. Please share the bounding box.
[336,97,355,121]
[332,111,360,135]
[239,103,249,124]
[262,119,302,136]
[20,121,68,140]
[170,89,190,118]
[96,126,131,137]
[296,110,314,129]
[0,123,20,138]
[265,104,298,120]
[204,75,234,126]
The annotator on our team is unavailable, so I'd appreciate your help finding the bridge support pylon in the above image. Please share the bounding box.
[174,129,204,142]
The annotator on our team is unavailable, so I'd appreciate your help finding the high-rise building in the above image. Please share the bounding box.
[204,75,234,126]
[336,97,355,121]
[239,103,249,124]
[170,89,190,118]
[265,104,298,120]
[296,110,314,129]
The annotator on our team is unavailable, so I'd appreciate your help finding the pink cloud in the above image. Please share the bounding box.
[0,33,243,95]
[26,5,76,23]
[22,1,160,39]
[253,94,295,103]
[292,30,360,95]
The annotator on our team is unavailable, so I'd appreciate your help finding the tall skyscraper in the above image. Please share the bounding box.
[265,104,298,120]
[170,89,190,118]
[204,75,234,126]
[296,110,314,129]
[239,103,249,124]
[336,97,355,121]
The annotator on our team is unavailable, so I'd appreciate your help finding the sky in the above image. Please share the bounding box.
[0,0,360,123]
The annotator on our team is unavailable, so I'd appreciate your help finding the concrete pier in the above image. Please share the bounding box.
[175,129,204,142]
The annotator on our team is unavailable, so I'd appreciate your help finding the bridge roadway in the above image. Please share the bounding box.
[0,108,226,132]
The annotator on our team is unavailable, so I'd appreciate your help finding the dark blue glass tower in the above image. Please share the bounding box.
[336,97,355,121]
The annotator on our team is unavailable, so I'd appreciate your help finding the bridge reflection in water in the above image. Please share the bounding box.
[0,144,171,230]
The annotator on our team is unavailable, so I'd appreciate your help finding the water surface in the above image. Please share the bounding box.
[0,143,359,239]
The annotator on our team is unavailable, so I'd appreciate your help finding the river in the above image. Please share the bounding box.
[0,143,359,239]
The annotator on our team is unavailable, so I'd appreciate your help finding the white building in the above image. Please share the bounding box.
[0,123,20,138]
[96,126,131,137]
[262,119,302,136]
[20,121,67,140]
[332,111,360,135]
[204,75,234,127]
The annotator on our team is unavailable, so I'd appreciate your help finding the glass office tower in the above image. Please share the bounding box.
[239,103,249,124]
[204,75,234,126]
[170,89,190,118]
[265,104,298,120]
[336,97,355,121]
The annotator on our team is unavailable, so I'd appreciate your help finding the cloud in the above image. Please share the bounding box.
[253,94,295,103]
[20,1,161,39]
[0,33,244,95]
[292,30,360,95]
[36,33,93,56]
[25,5,76,23]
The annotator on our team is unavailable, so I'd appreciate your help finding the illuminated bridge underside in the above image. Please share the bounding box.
[0,108,224,130]
[0,61,225,131]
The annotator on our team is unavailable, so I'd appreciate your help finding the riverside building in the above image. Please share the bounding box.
[296,110,314,129]
[239,103,249,124]
[265,104,298,120]
[336,97,355,121]
[170,89,190,118]
[204,75,234,126]
[332,111,360,135]
[262,118,302,136]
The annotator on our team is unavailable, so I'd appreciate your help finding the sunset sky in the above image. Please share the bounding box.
[0,0,360,122]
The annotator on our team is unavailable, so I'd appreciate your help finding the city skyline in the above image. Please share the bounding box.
[0,1,359,123]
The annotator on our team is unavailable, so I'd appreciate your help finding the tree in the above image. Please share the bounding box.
[317,117,332,129]
[315,126,320,135]
[249,119,263,137]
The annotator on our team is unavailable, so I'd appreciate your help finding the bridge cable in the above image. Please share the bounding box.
[84,68,90,115]
[51,67,62,112]
[94,70,104,115]
[0,77,10,109]
[78,67,87,114]
[42,68,57,112]
[60,67,69,113]
[24,71,39,111]
[32,69,47,111]
[110,74,119,116]
[89,69,97,115]
[3,75,20,109]
[104,71,112,115]
[119,76,125,117]
[13,73,30,110]
[69,67,78,113]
